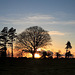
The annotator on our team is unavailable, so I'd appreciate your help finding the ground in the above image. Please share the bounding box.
[0,58,75,75]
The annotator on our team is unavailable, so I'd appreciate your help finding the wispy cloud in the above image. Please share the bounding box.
[48,31,65,35]
[0,14,75,26]
[26,15,55,21]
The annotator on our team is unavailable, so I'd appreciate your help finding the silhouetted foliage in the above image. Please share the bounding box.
[65,51,73,58]
[42,51,47,59]
[0,27,16,57]
[40,50,53,59]
[0,27,8,57]
[16,26,51,58]
[8,27,16,57]
[65,41,72,49]
[65,41,72,58]
[56,52,61,59]
[46,50,53,59]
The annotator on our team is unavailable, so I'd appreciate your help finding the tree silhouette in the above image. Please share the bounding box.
[8,27,16,57]
[56,52,61,59]
[41,50,53,59]
[0,27,8,57]
[16,26,51,58]
[65,41,72,49]
[40,51,47,59]
[0,27,16,57]
[65,41,72,58]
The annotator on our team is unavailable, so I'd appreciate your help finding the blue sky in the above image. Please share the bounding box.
[0,0,75,53]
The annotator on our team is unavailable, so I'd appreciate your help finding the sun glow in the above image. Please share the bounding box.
[37,48,41,51]
[34,53,41,58]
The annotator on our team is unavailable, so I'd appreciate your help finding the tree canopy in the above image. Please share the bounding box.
[65,41,72,49]
[16,26,52,58]
[0,27,16,57]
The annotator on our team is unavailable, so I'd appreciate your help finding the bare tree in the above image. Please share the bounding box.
[16,26,51,58]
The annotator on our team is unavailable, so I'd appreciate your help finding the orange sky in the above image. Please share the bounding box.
[6,34,75,58]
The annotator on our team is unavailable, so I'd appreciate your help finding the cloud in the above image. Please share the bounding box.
[0,14,75,26]
[48,31,65,35]
[26,15,55,21]
[0,15,56,26]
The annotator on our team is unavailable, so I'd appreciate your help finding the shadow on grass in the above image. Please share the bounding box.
[0,58,75,75]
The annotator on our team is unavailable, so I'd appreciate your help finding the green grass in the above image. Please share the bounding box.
[0,58,75,75]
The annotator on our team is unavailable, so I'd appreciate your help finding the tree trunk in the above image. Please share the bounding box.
[11,42,13,58]
[11,39,13,58]
[32,53,35,59]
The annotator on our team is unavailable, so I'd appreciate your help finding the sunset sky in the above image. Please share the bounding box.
[0,0,75,55]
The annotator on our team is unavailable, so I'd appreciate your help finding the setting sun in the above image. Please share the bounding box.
[37,48,41,51]
[34,53,41,58]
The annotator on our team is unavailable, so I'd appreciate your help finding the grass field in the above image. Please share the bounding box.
[0,58,75,75]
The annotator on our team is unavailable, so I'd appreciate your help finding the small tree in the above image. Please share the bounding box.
[42,51,47,59]
[16,26,51,58]
[65,41,72,50]
[56,52,61,59]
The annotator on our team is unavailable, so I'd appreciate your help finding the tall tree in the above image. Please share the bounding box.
[8,27,16,57]
[16,26,51,58]
[0,27,8,57]
[65,41,72,58]
[0,27,16,57]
